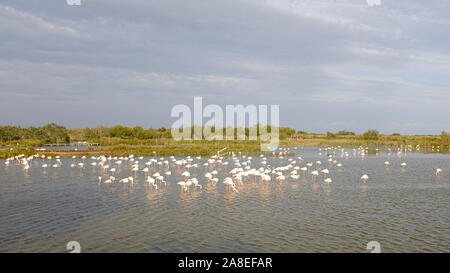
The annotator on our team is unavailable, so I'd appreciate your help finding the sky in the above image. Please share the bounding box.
[0,0,449,134]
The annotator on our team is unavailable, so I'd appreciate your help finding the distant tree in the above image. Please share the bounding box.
[131,126,145,139]
[391,133,401,136]
[0,123,69,144]
[441,131,449,144]
[326,131,337,139]
[336,130,355,136]
[363,130,380,140]
[82,127,100,140]
[109,125,132,138]
[279,127,296,137]
[41,123,70,144]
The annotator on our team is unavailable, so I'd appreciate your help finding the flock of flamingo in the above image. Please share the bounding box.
[3,146,445,194]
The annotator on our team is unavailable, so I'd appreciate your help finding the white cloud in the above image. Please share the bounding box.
[366,0,381,7]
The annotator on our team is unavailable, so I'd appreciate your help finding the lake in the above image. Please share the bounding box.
[34,145,99,151]
[0,147,448,252]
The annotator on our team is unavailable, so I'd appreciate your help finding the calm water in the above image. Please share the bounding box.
[34,145,98,151]
[0,148,448,253]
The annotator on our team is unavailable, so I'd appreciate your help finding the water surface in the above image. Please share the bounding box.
[0,148,448,252]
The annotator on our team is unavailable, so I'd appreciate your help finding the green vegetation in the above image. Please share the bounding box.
[1,124,449,158]
[362,129,380,140]
[283,130,450,149]
[67,124,297,143]
[0,123,69,145]
[336,130,355,136]
[441,131,449,143]
[104,141,277,157]
[326,131,337,139]
[0,146,36,159]
[70,125,173,141]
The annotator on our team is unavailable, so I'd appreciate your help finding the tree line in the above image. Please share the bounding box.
[0,124,298,144]
[0,123,70,144]
[1,124,448,145]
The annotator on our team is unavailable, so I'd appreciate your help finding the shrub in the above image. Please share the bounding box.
[362,130,380,140]
[336,130,355,136]
[326,131,337,139]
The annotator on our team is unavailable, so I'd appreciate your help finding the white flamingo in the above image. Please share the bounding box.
[311,170,319,181]
[223,177,238,192]
[361,174,369,183]
[177,181,187,192]
[320,169,329,178]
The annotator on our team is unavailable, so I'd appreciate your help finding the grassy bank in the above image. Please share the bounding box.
[282,134,450,148]
[2,136,450,159]
[1,141,282,159]
[2,125,450,159]
[2,124,449,150]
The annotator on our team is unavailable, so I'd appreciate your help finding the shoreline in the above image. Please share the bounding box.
[1,141,449,159]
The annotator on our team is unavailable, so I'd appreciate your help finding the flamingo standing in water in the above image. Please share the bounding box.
[205,172,212,184]
[119,178,129,186]
[276,175,285,183]
[104,179,113,184]
[223,177,238,192]
[361,174,369,183]
[142,167,150,178]
[191,178,202,190]
[300,167,307,176]
[156,175,166,187]
[147,177,158,190]
[185,179,193,191]
[211,177,219,186]
[177,181,187,192]
[182,171,190,178]
[320,169,329,178]
[290,174,299,180]
[132,165,139,177]
[311,170,319,182]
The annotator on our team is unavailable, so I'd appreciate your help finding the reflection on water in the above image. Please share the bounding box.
[360,183,368,197]
[0,148,449,253]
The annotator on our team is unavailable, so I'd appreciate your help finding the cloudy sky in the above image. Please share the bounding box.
[1,0,449,134]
